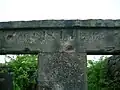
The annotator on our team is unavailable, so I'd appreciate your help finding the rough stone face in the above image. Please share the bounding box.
[106,55,120,89]
[107,55,120,79]
[38,52,87,90]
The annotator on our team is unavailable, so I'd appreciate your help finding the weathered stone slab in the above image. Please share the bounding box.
[78,29,120,54]
[0,29,77,54]
[0,30,60,53]
[38,52,87,90]
[1,28,120,54]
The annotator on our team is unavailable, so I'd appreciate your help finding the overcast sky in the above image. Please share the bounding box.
[0,0,120,22]
[0,0,119,62]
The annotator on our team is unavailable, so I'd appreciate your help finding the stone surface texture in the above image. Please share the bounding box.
[1,20,120,29]
[0,20,120,54]
[38,52,87,90]
[108,55,120,79]
[0,20,120,90]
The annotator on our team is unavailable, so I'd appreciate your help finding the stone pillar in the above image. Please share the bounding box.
[38,52,87,90]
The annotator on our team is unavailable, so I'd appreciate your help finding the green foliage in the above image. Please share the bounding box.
[87,58,108,90]
[87,56,120,90]
[7,54,38,90]
[1,55,120,90]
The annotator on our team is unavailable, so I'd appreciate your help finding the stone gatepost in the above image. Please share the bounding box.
[37,30,88,90]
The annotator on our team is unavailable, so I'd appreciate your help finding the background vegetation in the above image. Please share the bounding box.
[0,55,38,90]
[88,56,120,90]
[0,55,120,90]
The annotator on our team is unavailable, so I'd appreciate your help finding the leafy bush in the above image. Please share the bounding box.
[87,57,108,90]
[87,56,120,90]
[7,54,38,90]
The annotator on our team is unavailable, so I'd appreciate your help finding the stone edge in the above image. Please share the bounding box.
[0,19,120,29]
